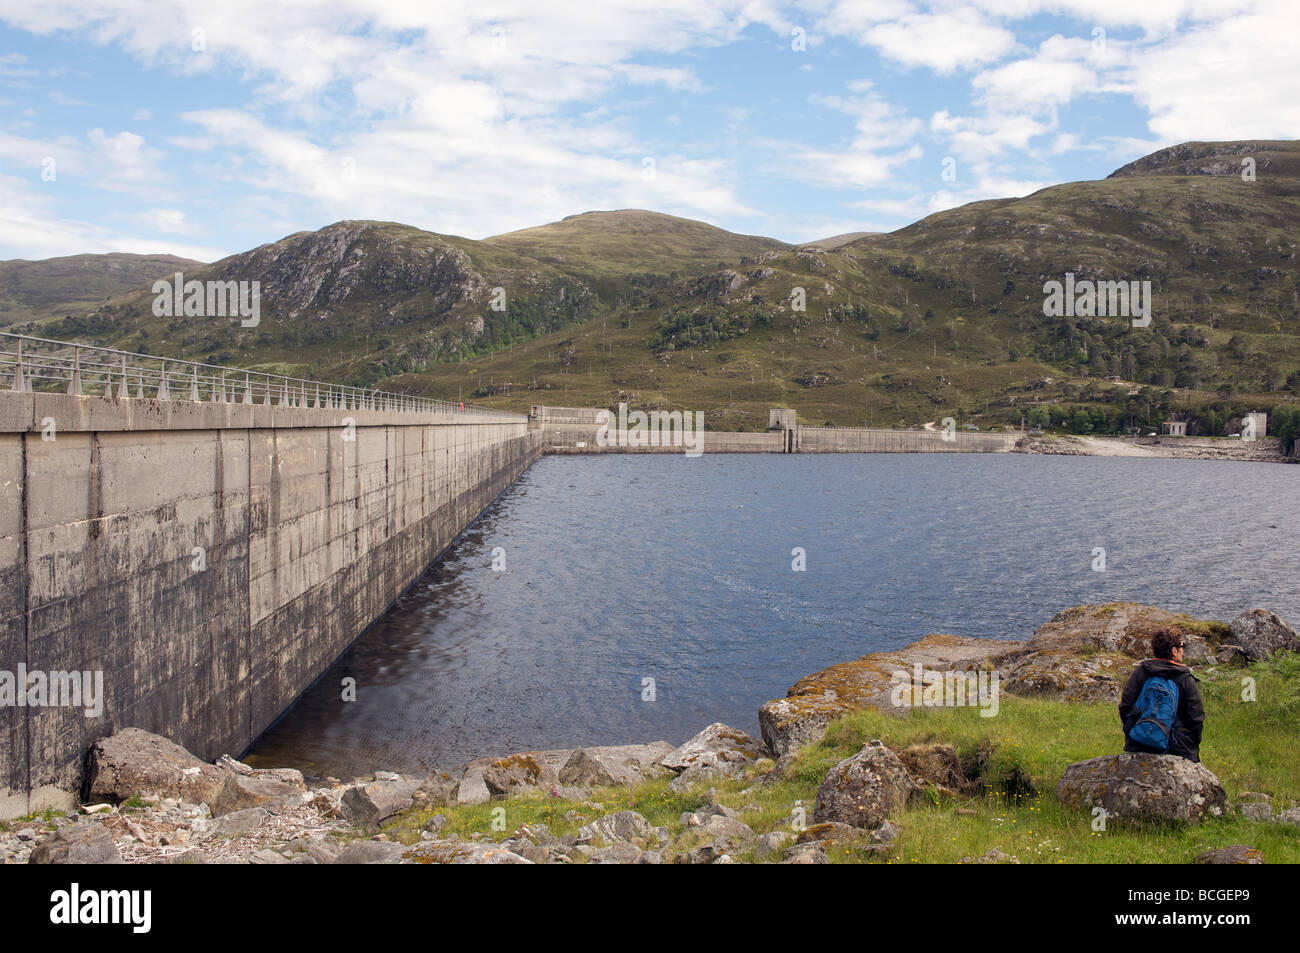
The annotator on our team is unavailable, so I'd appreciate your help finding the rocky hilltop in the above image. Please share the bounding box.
[4,603,1297,865]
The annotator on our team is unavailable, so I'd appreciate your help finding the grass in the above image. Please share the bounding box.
[373,654,1300,863]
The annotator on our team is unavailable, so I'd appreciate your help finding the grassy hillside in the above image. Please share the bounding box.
[0,253,200,328]
[5,141,1299,432]
[485,209,787,284]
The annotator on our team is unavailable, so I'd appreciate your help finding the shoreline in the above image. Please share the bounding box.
[9,602,1297,865]
[1012,434,1291,463]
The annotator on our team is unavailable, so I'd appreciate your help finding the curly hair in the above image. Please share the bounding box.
[1151,627,1184,660]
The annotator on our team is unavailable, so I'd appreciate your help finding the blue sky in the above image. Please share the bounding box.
[0,1,1296,262]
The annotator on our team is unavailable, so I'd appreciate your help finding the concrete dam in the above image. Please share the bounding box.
[0,335,1014,818]
[0,335,540,817]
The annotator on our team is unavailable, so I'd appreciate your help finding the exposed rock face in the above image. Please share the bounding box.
[1229,609,1300,661]
[813,740,919,829]
[661,723,764,777]
[30,823,124,864]
[1056,753,1227,824]
[83,728,228,806]
[759,634,1022,756]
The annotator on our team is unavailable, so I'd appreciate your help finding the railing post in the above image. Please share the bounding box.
[67,346,82,396]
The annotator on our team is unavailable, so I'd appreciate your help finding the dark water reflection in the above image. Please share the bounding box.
[246,453,1298,777]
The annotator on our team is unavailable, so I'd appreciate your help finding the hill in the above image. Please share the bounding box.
[0,252,200,328]
[7,141,1299,433]
[485,209,787,282]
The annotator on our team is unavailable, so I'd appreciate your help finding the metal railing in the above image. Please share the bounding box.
[0,332,523,419]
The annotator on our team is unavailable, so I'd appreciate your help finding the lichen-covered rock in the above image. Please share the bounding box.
[1228,609,1300,661]
[1056,753,1227,824]
[813,740,919,829]
[30,823,123,864]
[759,634,1022,756]
[481,753,547,797]
[661,723,763,777]
[83,728,227,807]
[995,604,1235,702]
[1196,845,1264,864]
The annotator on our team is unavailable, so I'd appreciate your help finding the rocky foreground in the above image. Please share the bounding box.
[4,604,1298,865]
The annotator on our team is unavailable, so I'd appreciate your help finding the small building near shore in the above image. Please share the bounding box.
[1244,412,1268,438]
[768,408,796,431]
[1161,419,1188,437]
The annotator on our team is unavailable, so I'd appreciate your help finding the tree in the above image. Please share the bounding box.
[1271,404,1300,454]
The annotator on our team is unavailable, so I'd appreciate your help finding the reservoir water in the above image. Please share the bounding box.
[246,453,1299,778]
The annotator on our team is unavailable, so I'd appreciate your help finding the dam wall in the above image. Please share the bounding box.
[796,426,1018,453]
[0,392,540,817]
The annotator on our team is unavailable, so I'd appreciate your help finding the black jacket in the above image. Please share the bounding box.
[1119,658,1205,762]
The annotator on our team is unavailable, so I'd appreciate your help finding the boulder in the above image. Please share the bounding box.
[1196,845,1264,864]
[661,723,763,777]
[341,776,420,828]
[1229,609,1300,661]
[1055,753,1227,824]
[83,728,227,807]
[30,823,124,864]
[898,743,966,790]
[813,739,919,829]
[211,772,305,817]
[209,807,270,838]
[559,748,615,787]
[576,810,654,846]
[481,753,547,796]
[780,846,829,864]
[754,831,792,860]
[413,773,459,809]
[588,843,644,864]
[694,814,756,852]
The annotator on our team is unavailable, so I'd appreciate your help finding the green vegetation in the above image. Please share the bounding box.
[377,654,1300,863]
[5,142,1300,432]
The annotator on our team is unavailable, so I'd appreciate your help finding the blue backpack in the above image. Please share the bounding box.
[1128,675,1180,752]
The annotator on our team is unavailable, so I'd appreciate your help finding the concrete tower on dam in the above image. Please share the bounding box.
[0,340,541,818]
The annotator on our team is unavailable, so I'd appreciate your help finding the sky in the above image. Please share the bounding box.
[0,0,1296,263]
